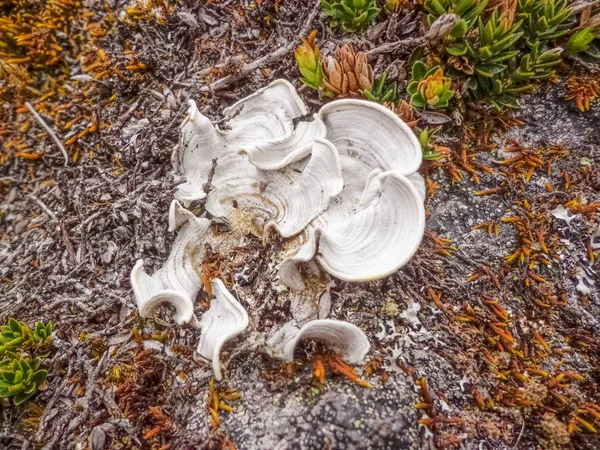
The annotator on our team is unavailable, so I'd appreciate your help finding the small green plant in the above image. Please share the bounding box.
[0,318,53,406]
[1,318,53,358]
[362,71,397,103]
[30,321,53,357]
[294,30,323,91]
[445,7,525,105]
[407,61,455,108]
[0,353,48,406]
[321,0,380,33]
[519,0,571,45]
[0,319,25,354]
[416,127,445,160]
[424,0,489,36]
[563,27,596,56]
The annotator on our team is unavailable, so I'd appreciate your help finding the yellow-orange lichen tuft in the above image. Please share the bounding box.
[207,378,241,429]
[566,76,600,112]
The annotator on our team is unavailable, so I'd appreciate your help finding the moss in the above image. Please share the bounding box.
[381,297,400,318]
[540,412,571,450]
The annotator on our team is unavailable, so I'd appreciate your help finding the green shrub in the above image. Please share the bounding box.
[420,0,599,109]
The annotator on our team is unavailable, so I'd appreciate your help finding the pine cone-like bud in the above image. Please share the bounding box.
[384,100,417,128]
[448,56,474,75]
[322,44,374,98]
[426,14,457,41]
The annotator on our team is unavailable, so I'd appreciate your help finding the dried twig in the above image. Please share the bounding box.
[60,219,77,261]
[37,357,74,439]
[25,102,69,166]
[82,317,136,342]
[74,210,105,233]
[365,36,426,58]
[28,193,58,221]
[69,351,109,431]
[45,296,97,314]
[512,420,526,449]
[199,0,321,93]
[40,411,75,450]
[118,98,143,124]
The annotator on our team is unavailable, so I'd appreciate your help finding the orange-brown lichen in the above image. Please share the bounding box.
[472,220,500,236]
[0,0,118,163]
[200,244,234,303]
[324,354,372,388]
[207,378,241,429]
[313,358,325,384]
[565,76,600,112]
[423,230,457,258]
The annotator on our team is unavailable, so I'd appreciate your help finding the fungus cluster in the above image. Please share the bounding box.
[130,80,425,379]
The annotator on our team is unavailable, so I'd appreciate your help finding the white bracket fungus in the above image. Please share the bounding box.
[130,80,426,375]
[130,200,210,326]
[279,100,425,289]
[197,279,249,381]
[266,319,370,364]
[172,80,425,289]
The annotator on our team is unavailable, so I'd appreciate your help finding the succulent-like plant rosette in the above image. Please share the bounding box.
[294,30,323,91]
[563,27,597,57]
[0,353,48,405]
[407,61,455,108]
[322,44,374,98]
[362,71,398,104]
[0,318,53,358]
